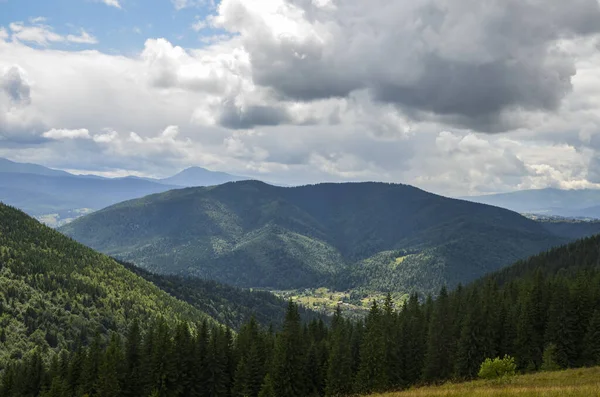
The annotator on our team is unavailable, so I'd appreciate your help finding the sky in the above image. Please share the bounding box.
[2,0,600,196]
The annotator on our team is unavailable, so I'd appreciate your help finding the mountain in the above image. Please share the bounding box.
[0,158,254,226]
[462,188,600,218]
[61,181,569,293]
[0,157,72,177]
[0,203,214,362]
[0,172,177,218]
[530,216,600,241]
[9,217,600,397]
[158,166,248,187]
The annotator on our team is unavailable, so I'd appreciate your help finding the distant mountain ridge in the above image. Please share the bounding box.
[462,188,600,218]
[0,157,72,177]
[61,180,569,294]
[158,166,247,186]
[0,158,249,226]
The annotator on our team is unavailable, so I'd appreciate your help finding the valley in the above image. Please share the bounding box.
[272,287,408,317]
[60,180,569,295]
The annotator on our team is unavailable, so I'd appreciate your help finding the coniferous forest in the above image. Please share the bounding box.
[3,232,600,396]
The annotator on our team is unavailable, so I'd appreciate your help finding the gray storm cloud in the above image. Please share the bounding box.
[2,66,31,104]
[216,0,600,131]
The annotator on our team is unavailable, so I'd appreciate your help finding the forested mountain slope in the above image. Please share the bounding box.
[0,203,216,363]
[119,260,322,329]
[61,181,566,292]
[3,233,600,397]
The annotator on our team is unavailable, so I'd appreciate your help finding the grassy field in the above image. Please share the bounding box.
[272,287,408,317]
[371,367,600,397]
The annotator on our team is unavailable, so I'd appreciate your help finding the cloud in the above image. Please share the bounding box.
[1,66,31,104]
[9,22,64,46]
[100,0,121,8]
[43,128,91,140]
[213,0,600,131]
[218,100,291,129]
[5,1,600,195]
[66,30,99,45]
[8,22,98,46]
[172,0,206,10]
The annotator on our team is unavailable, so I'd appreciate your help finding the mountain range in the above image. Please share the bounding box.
[0,157,248,226]
[61,180,574,294]
[462,188,600,218]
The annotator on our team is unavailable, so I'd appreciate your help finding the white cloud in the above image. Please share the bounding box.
[10,22,64,46]
[43,128,91,140]
[4,0,600,195]
[172,0,206,10]
[93,130,119,143]
[66,30,98,45]
[8,22,98,46]
[100,0,121,9]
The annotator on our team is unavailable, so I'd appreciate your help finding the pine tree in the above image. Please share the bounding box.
[455,289,486,379]
[423,286,453,382]
[257,374,275,397]
[584,309,600,366]
[355,300,387,393]
[325,306,353,397]
[97,333,124,397]
[123,319,144,397]
[272,301,306,397]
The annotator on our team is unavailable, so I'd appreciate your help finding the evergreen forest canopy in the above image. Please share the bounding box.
[0,203,314,364]
[61,180,571,294]
[2,232,600,397]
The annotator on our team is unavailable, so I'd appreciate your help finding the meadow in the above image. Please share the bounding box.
[371,367,600,397]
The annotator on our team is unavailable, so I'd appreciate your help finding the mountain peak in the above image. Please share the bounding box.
[159,166,247,187]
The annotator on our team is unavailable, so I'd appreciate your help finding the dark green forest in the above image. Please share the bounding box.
[3,224,600,396]
[61,181,571,293]
[120,261,322,330]
[0,203,316,364]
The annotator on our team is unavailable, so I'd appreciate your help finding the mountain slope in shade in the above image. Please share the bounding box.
[61,181,567,293]
[0,203,215,362]
[462,188,600,218]
[158,166,248,187]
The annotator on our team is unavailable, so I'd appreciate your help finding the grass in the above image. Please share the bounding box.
[371,367,600,397]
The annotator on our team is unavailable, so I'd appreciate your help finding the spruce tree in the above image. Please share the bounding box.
[584,309,600,366]
[355,301,387,393]
[423,286,453,382]
[123,319,144,397]
[272,301,306,397]
[325,306,353,397]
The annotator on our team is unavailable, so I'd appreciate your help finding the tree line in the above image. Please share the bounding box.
[2,262,600,397]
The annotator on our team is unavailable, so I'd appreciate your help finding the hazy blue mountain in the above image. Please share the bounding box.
[0,172,176,215]
[461,188,600,218]
[0,159,250,226]
[61,181,568,293]
[0,157,72,177]
[158,166,248,187]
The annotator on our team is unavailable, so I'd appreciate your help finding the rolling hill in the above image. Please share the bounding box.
[0,203,213,362]
[61,181,569,293]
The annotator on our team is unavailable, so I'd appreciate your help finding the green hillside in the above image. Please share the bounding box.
[0,203,216,362]
[3,231,600,397]
[61,181,566,293]
[119,260,322,329]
